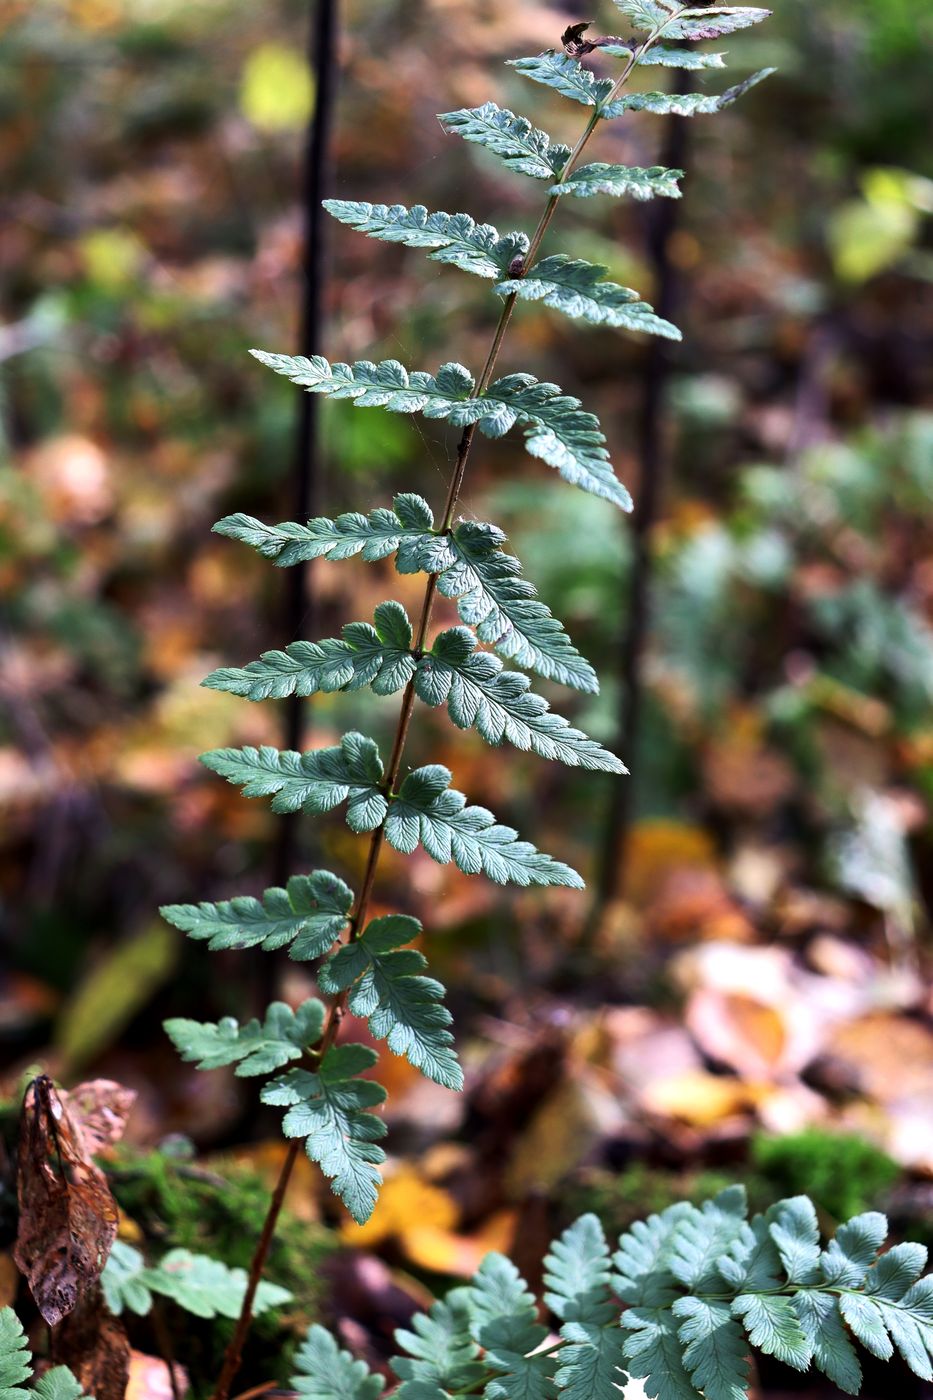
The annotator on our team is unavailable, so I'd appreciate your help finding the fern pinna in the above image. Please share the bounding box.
[159,2,777,1391]
[290,1190,933,1400]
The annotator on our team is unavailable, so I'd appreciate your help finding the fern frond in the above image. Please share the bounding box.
[442,522,598,693]
[467,1254,555,1400]
[393,1292,485,1398]
[545,1216,627,1400]
[319,914,462,1090]
[0,1309,31,1400]
[657,7,772,41]
[552,163,683,201]
[508,52,616,110]
[200,732,387,832]
[160,870,353,959]
[415,627,624,771]
[322,200,528,280]
[671,1296,749,1400]
[635,45,728,68]
[165,998,326,1077]
[261,1045,387,1224]
[203,601,416,701]
[385,766,584,888]
[605,69,775,118]
[251,350,631,511]
[213,492,436,568]
[292,1324,386,1400]
[438,102,571,180]
[496,254,681,338]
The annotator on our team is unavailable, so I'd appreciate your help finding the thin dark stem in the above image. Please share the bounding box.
[271,0,340,904]
[150,1301,182,1400]
[212,23,666,1394]
[593,67,693,913]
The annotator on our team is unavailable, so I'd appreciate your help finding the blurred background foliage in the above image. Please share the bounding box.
[1,0,932,1393]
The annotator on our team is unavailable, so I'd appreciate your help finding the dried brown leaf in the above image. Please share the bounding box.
[51,1284,131,1400]
[13,1075,119,1326]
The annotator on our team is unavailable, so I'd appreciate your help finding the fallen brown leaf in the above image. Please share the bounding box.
[14,1075,119,1326]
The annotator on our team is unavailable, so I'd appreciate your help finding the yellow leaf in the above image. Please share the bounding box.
[79,229,144,290]
[340,1167,457,1248]
[240,44,315,133]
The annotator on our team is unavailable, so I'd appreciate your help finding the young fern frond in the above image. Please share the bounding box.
[0,1308,90,1400]
[291,1193,933,1400]
[162,6,784,1393]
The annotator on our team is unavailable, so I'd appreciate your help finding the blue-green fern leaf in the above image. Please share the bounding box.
[415,627,623,771]
[393,1292,485,1398]
[604,68,775,118]
[322,200,528,280]
[292,1324,386,1400]
[200,732,387,832]
[438,102,570,180]
[0,1309,31,1400]
[160,870,353,960]
[203,601,416,701]
[261,1045,387,1224]
[251,351,631,512]
[213,492,436,568]
[466,1254,555,1400]
[319,914,462,1090]
[385,766,584,888]
[545,1216,627,1400]
[671,1296,749,1400]
[507,52,616,110]
[496,254,680,338]
[552,163,683,201]
[164,998,326,1077]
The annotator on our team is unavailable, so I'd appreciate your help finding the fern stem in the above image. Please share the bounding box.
[211,22,672,1393]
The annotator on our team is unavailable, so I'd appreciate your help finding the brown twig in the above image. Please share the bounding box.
[210,22,667,1396]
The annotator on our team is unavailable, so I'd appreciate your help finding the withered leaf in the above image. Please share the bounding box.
[561,21,630,56]
[63,1079,137,1157]
[14,1075,119,1326]
[51,1284,131,1400]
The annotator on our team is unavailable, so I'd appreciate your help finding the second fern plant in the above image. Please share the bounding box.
[160,3,776,1393]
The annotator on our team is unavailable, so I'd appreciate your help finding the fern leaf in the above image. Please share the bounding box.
[415,628,624,772]
[552,163,683,202]
[385,766,584,888]
[201,732,387,832]
[791,1291,862,1396]
[838,1294,894,1362]
[605,69,775,118]
[671,1296,749,1400]
[165,998,325,1077]
[292,1324,386,1400]
[545,1217,626,1400]
[635,45,727,68]
[32,1375,87,1400]
[545,1214,614,1324]
[481,372,630,509]
[669,1186,748,1290]
[716,1215,782,1293]
[610,0,672,29]
[251,351,631,512]
[820,1211,888,1287]
[441,522,598,692]
[213,492,436,568]
[731,1293,812,1371]
[261,1046,387,1224]
[466,1254,555,1400]
[0,1309,31,1400]
[139,1249,290,1321]
[160,870,353,960]
[323,200,528,280]
[507,52,616,110]
[204,601,416,701]
[319,914,462,1090]
[496,254,681,339]
[393,1292,485,1397]
[657,7,773,41]
[768,1196,821,1285]
[614,1202,694,1307]
[438,102,570,180]
[621,1307,700,1400]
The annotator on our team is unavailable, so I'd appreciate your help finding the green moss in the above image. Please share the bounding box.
[751,1128,901,1223]
[109,1146,334,1395]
